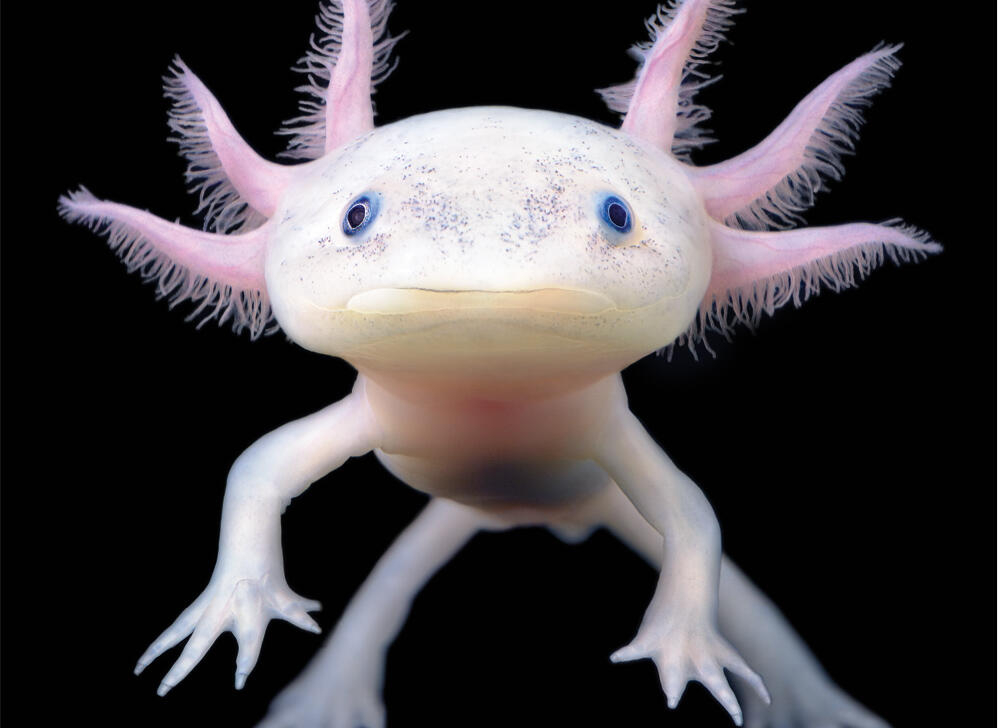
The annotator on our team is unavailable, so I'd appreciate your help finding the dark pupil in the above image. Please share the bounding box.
[608,202,628,228]
[347,203,367,229]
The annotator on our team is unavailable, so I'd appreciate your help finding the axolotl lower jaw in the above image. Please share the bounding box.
[266,106,712,385]
[298,292,700,399]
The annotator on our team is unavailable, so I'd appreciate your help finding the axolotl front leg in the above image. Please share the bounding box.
[134,381,382,695]
[590,398,772,724]
[594,483,891,728]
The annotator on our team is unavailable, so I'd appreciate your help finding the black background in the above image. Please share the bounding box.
[2,1,992,726]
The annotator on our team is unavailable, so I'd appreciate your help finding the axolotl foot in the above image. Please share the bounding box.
[612,620,770,726]
[135,572,322,696]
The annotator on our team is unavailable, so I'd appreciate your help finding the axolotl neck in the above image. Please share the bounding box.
[265,107,713,402]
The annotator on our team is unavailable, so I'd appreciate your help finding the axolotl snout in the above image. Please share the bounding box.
[59,1,939,727]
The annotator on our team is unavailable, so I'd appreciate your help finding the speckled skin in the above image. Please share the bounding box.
[268,107,709,390]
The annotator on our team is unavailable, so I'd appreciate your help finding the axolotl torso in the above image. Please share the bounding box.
[61,2,939,727]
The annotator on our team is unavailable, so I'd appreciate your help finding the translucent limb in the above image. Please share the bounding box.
[592,402,768,725]
[257,498,497,728]
[136,385,381,695]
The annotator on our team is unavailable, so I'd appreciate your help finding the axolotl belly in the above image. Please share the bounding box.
[366,373,620,512]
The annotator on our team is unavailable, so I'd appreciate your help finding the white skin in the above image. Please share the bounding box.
[129,110,897,727]
[60,1,939,726]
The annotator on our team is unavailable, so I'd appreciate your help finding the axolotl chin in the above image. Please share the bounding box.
[59,1,939,726]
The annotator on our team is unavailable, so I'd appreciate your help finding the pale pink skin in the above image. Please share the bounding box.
[59,2,939,727]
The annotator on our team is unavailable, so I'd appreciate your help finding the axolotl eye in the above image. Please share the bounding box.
[342,194,379,236]
[598,194,633,235]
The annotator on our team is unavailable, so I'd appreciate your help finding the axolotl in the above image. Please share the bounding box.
[59,1,939,726]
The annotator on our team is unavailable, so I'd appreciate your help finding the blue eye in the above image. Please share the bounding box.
[343,194,379,235]
[599,195,632,234]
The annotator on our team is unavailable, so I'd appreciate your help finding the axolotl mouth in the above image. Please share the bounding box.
[297,285,688,384]
[343,288,618,316]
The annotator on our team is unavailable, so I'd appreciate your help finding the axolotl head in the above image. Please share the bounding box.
[60,0,939,396]
[267,107,711,385]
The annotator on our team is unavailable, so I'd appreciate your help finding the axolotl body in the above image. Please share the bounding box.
[60,1,939,726]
